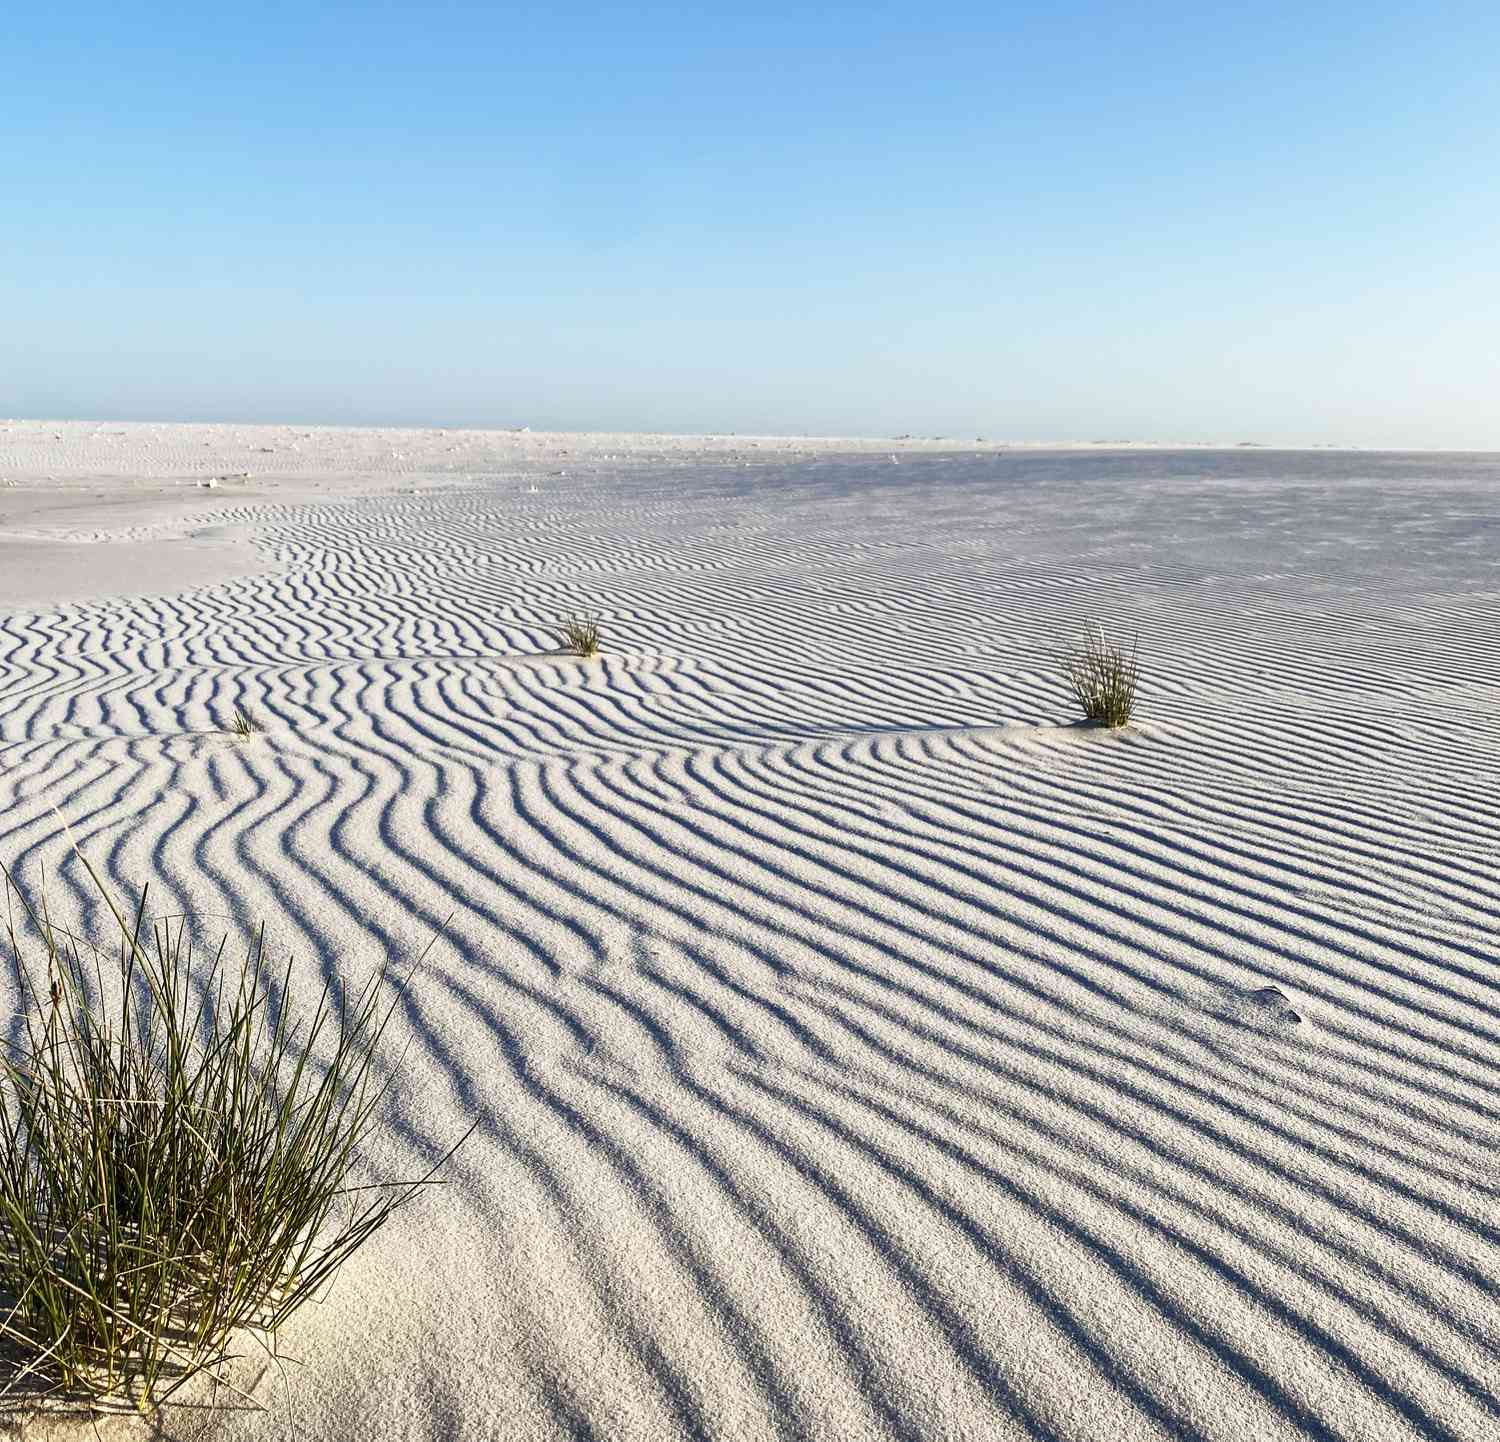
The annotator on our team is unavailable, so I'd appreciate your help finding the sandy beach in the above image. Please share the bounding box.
[1,421,1497,1441]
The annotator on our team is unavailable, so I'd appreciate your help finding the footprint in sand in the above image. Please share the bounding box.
[1133,982,1309,1054]
[1216,982,1305,1030]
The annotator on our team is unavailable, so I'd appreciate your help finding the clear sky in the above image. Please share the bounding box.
[5,2,1498,444]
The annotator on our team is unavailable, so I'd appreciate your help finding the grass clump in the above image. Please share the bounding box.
[558,613,602,658]
[0,853,468,1409]
[1061,622,1138,728]
[225,706,258,738]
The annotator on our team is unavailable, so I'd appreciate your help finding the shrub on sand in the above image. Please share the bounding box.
[1061,622,1138,728]
[558,613,602,658]
[226,705,258,738]
[0,853,470,1409]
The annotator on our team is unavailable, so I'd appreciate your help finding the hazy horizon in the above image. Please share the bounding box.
[6,2,1499,449]
[9,413,1500,454]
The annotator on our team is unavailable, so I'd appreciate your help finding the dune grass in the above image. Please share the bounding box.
[0,852,469,1410]
[225,705,258,738]
[558,613,602,658]
[1061,623,1138,728]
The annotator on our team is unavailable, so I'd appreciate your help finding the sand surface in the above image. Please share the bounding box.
[1,423,1497,1441]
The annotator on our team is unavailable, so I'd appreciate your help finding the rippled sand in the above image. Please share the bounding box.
[1,424,1497,1441]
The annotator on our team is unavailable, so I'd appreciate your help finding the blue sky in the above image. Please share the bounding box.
[4,2,1498,443]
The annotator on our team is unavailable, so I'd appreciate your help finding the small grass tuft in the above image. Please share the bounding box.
[226,706,258,738]
[0,852,472,1409]
[1061,622,1138,728]
[558,613,602,658]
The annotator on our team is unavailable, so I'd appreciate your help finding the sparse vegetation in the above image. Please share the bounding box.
[558,613,602,658]
[1061,622,1138,728]
[226,705,258,738]
[0,852,469,1408]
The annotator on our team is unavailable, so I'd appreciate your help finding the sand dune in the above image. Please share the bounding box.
[1,426,1497,1440]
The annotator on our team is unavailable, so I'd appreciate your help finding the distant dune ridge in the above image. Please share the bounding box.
[0,423,1497,1440]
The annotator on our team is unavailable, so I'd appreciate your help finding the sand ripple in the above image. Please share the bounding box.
[1,439,1498,1440]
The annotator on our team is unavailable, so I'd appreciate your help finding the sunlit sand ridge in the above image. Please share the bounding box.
[1,425,1497,1440]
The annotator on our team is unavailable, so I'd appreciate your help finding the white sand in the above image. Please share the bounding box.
[1,421,1497,1441]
